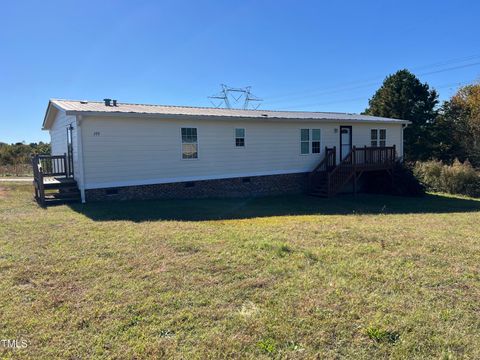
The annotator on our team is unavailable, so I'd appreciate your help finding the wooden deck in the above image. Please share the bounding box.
[309,146,396,197]
[32,154,80,206]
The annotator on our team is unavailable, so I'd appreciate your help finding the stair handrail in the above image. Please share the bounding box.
[327,147,356,195]
[312,146,336,173]
[308,147,336,191]
[31,155,46,206]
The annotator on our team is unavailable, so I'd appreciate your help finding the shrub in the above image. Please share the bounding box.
[414,159,480,197]
[413,160,444,192]
[363,162,425,197]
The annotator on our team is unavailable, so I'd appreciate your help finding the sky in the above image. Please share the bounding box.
[1,0,480,143]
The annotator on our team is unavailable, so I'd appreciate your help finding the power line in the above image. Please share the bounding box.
[279,81,469,111]
[266,62,480,109]
[265,54,480,104]
[419,61,480,76]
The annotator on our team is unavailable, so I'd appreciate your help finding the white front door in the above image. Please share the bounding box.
[340,126,352,160]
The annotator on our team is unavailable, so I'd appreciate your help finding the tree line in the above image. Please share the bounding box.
[0,142,51,166]
[364,69,480,168]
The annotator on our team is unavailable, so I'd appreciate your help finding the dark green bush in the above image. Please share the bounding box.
[363,162,425,197]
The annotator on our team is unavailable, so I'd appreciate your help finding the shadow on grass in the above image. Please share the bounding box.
[68,193,480,222]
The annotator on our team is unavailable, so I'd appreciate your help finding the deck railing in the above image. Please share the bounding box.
[31,153,73,206]
[308,146,336,190]
[326,146,396,195]
[342,145,396,168]
[36,154,72,177]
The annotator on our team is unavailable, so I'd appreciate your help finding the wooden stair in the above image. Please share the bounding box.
[42,178,81,205]
[309,172,329,197]
[309,145,397,197]
[308,146,337,197]
[32,154,80,207]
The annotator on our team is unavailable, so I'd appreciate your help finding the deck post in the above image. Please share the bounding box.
[64,153,68,178]
[353,171,357,197]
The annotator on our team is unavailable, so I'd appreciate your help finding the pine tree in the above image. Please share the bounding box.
[364,69,438,160]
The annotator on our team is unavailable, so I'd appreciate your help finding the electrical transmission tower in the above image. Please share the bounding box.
[208,84,263,110]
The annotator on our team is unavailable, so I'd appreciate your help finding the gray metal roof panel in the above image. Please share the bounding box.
[49,99,410,124]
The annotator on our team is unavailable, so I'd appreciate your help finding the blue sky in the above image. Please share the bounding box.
[1,0,479,143]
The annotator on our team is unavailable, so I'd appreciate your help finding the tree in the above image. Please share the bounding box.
[0,142,51,166]
[436,83,480,166]
[429,103,463,163]
[364,69,439,161]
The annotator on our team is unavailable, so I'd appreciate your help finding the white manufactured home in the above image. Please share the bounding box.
[33,98,410,205]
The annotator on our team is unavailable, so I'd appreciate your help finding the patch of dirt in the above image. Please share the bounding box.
[0,187,7,198]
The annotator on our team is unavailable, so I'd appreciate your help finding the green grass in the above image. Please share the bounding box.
[1,183,480,359]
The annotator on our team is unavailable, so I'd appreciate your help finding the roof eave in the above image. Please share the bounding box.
[64,110,410,124]
[42,100,64,130]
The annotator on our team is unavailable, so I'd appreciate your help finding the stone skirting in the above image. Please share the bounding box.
[85,173,309,202]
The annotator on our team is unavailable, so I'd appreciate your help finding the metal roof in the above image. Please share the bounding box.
[44,99,410,129]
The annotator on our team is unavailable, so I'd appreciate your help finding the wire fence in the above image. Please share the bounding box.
[0,164,33,177]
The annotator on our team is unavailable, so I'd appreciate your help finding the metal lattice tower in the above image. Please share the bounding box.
[208,84,263,110]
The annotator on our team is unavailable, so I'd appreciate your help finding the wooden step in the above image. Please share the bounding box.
[43,177,77,190]
[45,191,80,200]
[44,198,80,205]
[44,193,81,204]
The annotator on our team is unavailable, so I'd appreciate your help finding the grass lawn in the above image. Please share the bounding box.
[1,183,480,359]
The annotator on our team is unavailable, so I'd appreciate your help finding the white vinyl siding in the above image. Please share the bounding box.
[79,117,403,190]
[49,109,82,188]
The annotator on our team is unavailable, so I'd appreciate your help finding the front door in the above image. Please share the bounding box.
[340,126,352,160]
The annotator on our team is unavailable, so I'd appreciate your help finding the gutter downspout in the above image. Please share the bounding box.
[76,115,87,203]
[400,123,408,162]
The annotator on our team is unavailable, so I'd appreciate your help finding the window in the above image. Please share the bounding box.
[235,128,245,147]
[370,129,378,147]
[181,128,198,159]
[371,129,386,147]
[379,129,386,147]
[312,129,321,153]
[301,129,321,154]
[301,129,310,154]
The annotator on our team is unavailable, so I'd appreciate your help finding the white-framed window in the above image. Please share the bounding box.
[300,129,321,154]
[181,127,198,159]
[301,129,310,154]
[379,129,386,147]
[235,128,245,147]
[312,129,321,153]
[371,128,386,147]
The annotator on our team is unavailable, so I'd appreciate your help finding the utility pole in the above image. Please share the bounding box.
[209,84,262,110]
